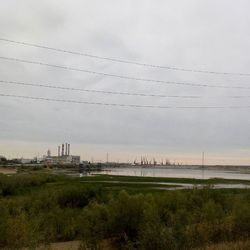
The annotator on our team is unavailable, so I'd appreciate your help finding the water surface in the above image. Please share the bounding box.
[90,166,250,180]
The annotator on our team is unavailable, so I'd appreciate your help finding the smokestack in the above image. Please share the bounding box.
[62,144,64,156]
[58,146,60,157]
[68,144,70,156]
[65,143,68,156]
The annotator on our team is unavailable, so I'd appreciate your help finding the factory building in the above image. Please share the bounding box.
[44,143,80,165]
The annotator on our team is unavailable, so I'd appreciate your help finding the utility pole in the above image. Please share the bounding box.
[202,152,205,179]
[106,153,109,163]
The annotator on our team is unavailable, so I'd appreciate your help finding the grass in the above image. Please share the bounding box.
[198,240,250,250]
[1,171,249,198]
[81,174,250,185]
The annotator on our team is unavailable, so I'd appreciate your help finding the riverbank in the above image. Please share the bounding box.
[80,174,250,190]
[89,165,250,180]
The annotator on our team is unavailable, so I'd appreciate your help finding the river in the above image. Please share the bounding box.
[89,165,250,180]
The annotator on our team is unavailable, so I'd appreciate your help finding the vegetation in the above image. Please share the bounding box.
[80,174,250,185]
[0,173,249,249]
[0,157,7,164]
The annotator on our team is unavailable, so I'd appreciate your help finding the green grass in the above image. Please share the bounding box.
[1,172,249,198]
[81,174,250,185]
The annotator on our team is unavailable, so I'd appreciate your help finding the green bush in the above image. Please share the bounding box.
[0,173,57,196]
[0,174,249,249]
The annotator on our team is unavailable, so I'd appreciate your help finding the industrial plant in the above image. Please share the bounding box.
[44,143,80,165]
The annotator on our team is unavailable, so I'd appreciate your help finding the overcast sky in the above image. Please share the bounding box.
[0,0,250,164]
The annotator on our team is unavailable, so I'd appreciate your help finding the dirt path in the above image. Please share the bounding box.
[0,167,16,174]
[36,240,115,250]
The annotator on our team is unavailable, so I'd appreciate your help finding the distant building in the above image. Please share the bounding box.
[20,158,32,164]
[43,143,80,165]
[71,155,81,164]
[33,156,43,164]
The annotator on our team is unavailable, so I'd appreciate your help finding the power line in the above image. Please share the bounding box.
[1,56,250,90]
[1,93,250,109]
[0,37,249,76]
[1,79,250,99]
[0,80,200,99]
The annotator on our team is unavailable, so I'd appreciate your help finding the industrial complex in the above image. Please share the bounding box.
[44,143,80,165]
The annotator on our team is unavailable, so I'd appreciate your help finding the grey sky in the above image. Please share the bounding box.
[0,0,250,164]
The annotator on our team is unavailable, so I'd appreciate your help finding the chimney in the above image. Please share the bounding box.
[62,144,64,156]
[68,144,70,156]
[65,143,68,156]
[58,146,60,157]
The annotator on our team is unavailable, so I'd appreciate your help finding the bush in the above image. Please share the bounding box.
[0,174,249,249]
[0,173,57,196]
[56,185,103,208]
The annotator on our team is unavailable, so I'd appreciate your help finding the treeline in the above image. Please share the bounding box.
[0,175,249,249]
[0,157,22,165]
